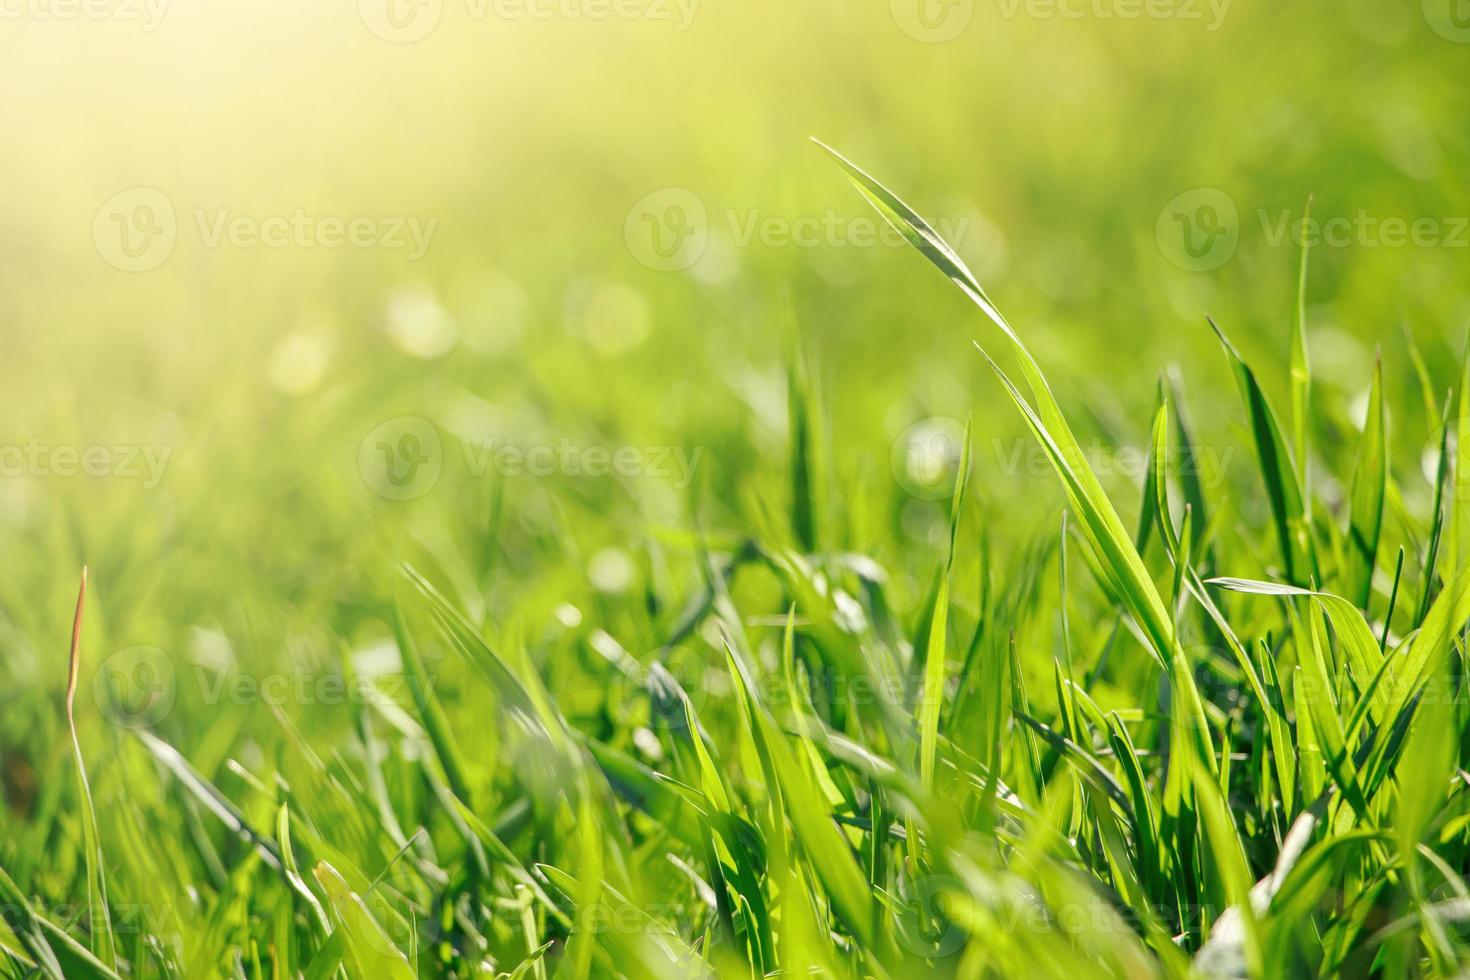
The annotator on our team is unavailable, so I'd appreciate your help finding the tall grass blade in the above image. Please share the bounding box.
[64,568,116,970]
[1208,317,1315,586]
[1345,356,1387,608]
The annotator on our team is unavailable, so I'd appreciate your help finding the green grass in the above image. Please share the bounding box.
[5,137,1470,978]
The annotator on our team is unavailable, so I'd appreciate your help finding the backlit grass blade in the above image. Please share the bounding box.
[312,861,415,980]
[722,636,881,954]
[1446,351,1470,570]
[133,729,283,868]
[1290,194,1313,497]
[1395,661,1457,897]
[1399,561,1470,705]
[1450,351,1470,573]
[1345,357,1387,608]
[1106,713,1160,888]
[916,417,970,791]
[400,561,587,811]
[1208,317,1315,586]
[975,343,1215,767]
[1417,400,1453,626]
[276,805,331,937]
[817,141,1202,747]
[1208,578,1387,721]
[1135,382,1166,555]
[1168,366,1214,563]
[1257,639,1296,819]
[63,568,116,970]
[680,691,773,971]
[787,327,826,554]
[1014,712,1131,814]
[1190,766,1261,978]
[1147,398,1180,558]
[391,597,474,806]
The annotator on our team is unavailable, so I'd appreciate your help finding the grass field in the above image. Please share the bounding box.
[4,2,1470,977]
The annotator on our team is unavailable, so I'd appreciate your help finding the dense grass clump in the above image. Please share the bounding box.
[5,147,1470,980]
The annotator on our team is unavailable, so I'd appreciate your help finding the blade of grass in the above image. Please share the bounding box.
[816,141,1216,784]
[64,568,116,970]
[916,417,970,791]
[1417,398,1453,627]
[312,861,415,980]
[1345,356,1387,609]
[1208,317,1316,587]
[1290,194,1313,498]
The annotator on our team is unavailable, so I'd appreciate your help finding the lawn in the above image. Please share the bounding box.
[1,2,1469,977]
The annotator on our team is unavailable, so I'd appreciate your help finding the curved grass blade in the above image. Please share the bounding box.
[816,141,1205,761]
[1208,578,1387,722]
[391,598,474,807]
[64,568,116,970]
[976,344,1215,769]
[400,562,572,753]
[132,729,283,868]
[312,861,415,980]
[277,805,331,937]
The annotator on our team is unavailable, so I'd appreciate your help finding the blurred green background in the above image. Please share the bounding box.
[1,0,1468,865]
